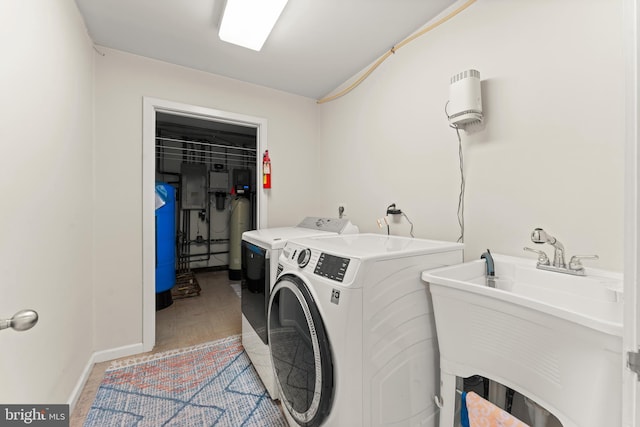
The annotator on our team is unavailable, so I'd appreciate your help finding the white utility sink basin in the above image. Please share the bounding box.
[424,254,623,336]
[421,254,623,427]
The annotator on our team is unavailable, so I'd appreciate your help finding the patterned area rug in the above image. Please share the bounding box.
[84,335,286,427]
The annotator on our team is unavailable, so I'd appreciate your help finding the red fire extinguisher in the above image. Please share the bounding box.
[263,150,271,189]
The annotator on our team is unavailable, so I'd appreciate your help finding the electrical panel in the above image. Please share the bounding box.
[180,163,207,209]
[209,171,229,191]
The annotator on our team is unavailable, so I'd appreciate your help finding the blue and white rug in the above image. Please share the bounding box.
[84,335,286,427]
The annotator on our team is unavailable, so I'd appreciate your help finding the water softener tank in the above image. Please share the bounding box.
[229,196,251,280]
[155,182,176,310]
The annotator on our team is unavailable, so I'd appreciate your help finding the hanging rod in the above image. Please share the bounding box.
[156,136,257,153]
[156,153,255,166]
[156,153,252,164]
[156,144,255,160]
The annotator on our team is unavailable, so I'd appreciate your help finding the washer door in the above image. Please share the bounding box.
[268,274,333,427]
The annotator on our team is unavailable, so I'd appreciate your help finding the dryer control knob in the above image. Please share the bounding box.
[297,248,312,268]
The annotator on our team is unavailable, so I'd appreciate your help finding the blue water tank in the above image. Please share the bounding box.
[155,182,176,298]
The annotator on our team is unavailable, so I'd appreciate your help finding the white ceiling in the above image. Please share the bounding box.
[74,0,457,99]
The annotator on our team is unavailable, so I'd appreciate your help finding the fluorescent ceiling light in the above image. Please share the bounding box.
[219,0,289,51]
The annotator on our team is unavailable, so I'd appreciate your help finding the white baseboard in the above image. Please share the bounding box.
[67,342,145,413]
[92,343,145,364]
[67,353,96,413]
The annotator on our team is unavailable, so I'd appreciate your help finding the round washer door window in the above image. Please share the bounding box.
[268,274,333,426]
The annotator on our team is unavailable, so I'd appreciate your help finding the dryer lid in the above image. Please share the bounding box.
[297,217,358,234]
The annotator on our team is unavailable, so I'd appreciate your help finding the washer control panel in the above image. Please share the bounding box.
[282,242,358,285]
[314,252,350,283]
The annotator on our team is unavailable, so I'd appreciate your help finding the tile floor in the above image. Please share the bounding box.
[70,270,241,426]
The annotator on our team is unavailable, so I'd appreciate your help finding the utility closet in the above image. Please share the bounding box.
[155,112,257,283]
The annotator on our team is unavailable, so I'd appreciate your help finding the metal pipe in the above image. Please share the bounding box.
[186,239,229,244]
[181,250,229,258]
[206,192,211,261]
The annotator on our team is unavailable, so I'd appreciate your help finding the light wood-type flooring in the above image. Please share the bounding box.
[70,270,241,426]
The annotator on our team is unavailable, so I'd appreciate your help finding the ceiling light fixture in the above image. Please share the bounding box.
[218,0,289,51]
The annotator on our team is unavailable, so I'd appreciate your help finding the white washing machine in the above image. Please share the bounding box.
[268,233,463,427]
[241,217,358,399]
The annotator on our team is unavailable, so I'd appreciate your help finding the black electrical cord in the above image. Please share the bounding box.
[401,212,415,238]
[385,203,396,235]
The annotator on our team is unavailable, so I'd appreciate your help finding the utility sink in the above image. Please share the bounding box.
[423,254,623,336]
[421,254,623,427]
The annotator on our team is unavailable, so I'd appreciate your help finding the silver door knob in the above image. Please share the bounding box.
[0,309,39,332]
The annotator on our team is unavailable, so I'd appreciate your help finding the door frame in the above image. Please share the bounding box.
[624,0,639,425]
[142,97,268,352]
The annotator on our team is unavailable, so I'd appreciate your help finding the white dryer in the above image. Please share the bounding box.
[268,233,463,427]
[241,217,358,399]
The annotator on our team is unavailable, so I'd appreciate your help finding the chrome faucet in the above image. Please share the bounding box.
[531,228,565,268]
[526,228,599,276]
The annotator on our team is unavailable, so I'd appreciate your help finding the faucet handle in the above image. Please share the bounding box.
[568,254,599,271]
[523,247,550,265]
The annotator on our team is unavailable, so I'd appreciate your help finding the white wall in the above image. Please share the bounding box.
[0,0,627,408]
[0,0,94,403]
[93,49,320,350]
[318,0,625,271]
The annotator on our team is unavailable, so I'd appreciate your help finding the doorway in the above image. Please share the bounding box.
[143,97,269,352]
